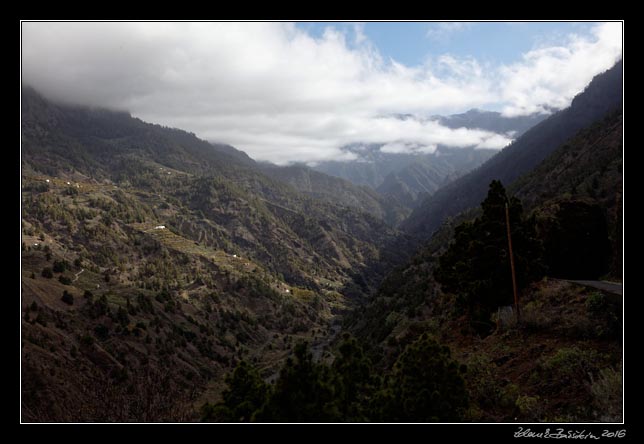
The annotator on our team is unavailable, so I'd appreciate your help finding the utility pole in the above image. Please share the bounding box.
[505,201,520,324]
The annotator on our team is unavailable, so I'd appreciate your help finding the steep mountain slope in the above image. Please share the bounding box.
[21,86,408,287]
[258,163,409,226]
[312,109,545,205]
[403,60,623,239]
[20,87,412,421]
[313,144,415,189]
[345,101,623,422]
[375,147,496,208]
[512,110,623,279]
[313,145,496,191]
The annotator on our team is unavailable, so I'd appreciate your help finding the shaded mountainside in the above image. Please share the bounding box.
[258,163,409,226]
[313,145,496,193]
[21,86,410,290]
[313,145,414,189]
[20,87,414,421]
[312,109,545,208]
[376,147,496,209]
[511,110,623,279]
[345,102,623,422]
[403,60,623,239]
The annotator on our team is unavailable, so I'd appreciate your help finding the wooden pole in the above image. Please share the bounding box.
[505,202,520,324]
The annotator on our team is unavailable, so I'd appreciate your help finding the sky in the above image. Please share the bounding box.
[21,21,623,165]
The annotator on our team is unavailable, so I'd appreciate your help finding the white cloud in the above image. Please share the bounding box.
[21,21,622,164]
[499,22,622,117]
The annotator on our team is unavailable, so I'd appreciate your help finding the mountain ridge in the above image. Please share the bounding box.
[402,60,623,238]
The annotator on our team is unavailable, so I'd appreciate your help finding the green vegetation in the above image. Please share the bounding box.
[434,180,544,334]
[374,333,468,422]
[53,260,69,273]
[202,334,468,422]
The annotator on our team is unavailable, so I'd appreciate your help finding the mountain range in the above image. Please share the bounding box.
[20,86,415,421]
[402,60,623,239]
[312,110,547,208]
[21,59,623,423]
[345,63,623,422]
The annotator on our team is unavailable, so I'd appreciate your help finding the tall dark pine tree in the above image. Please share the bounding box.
[435,180,544,334]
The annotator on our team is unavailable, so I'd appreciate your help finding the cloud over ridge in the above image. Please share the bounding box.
[21,22,622,164]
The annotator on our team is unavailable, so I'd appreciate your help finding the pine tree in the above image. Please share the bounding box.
[434,180,543,334]
[329,334,376,421]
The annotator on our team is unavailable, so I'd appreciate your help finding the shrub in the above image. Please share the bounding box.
[590,365,622,422]
[585,292,620,338]
[61,290,74,305]
[585,292,606,316]
[53,260,69,273]
[464,353,504,410]
[533,347,603,395]
[59,275,72,285]
[516,395,543,422]
[41,267,53,278]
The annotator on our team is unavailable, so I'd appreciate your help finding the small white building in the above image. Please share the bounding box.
[285,289,290,293]
[66,181,71,185]
[45,179,50,183]
[154,225,166,230]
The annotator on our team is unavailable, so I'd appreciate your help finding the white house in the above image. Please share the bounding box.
[154,225,166,230]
